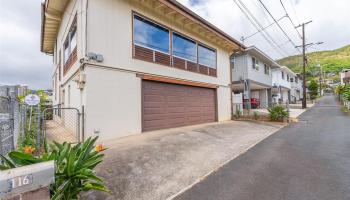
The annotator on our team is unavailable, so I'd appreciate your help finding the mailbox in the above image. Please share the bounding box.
[0,161,54,199]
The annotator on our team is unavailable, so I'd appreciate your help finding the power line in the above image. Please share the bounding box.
[288,0,300,24]
[233,0,289,57]
[257,0,301,54]
[243,15,287,41]
[280,0,302,39]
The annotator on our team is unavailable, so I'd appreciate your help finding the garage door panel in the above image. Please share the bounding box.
[142,80,216,132]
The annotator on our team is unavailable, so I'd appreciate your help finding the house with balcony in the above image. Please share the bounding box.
[232,46,280,109]
[340,69,350,85]
[271,66,295,103]
[41,0,245,140]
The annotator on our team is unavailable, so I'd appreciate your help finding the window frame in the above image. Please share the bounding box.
[63,17,77,65]
[252,57,256,70]
[281,71,285,79]
[172,31,197,62]
[132,12,218,75]
[133,14,170,55]
[264,64,270,75]
[198,43,217,69]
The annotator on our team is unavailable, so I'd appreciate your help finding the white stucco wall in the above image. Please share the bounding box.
[84,66,142,140]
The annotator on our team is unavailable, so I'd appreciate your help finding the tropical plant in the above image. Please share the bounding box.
[0,137,109,199]
[308,80,319,100]
[268,106,289,122]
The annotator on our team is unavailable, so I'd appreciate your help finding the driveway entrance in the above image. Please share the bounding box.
[86,121,284,200]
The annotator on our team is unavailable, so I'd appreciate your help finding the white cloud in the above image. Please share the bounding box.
[178,0,350,59]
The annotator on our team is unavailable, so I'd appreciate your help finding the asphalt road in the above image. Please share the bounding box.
[174,95,350,200]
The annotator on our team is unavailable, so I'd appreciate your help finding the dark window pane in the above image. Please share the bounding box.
[70,27,77,50]
[133,15,169,53]
[252,57,255,69]
[172,33,196,62]
[199,45,216,68]
[64,41,69,63]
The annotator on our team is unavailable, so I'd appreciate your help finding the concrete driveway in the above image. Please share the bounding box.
[84,121,285,200]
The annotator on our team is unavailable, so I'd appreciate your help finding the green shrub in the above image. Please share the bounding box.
[253,111,259,120]
[0,137,109,199]
[268,106,289,121]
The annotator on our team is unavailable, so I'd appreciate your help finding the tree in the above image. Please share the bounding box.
[308,80,318,100]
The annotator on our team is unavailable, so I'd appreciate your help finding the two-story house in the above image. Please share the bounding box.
[271,66,294,103]
[290,73,303,103]
[41,0,245,140]
[232,46,280,108]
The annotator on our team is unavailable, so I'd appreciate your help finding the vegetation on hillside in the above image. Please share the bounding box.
[278,45,350,76]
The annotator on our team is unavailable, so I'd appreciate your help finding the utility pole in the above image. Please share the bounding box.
[296,21,312,109]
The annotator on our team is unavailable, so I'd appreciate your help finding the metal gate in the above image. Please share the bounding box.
[43,106,83,143]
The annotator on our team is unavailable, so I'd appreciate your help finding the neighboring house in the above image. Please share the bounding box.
[289,74,303,103]
[271,66,295,103]
[340,69,350,85]
[41,0,245,140]
[0,85,28,97]
[232,46,280,108]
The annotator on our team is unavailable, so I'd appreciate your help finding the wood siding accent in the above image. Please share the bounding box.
[142,80,216,132]
[173,57,186,70]
[138,74,218,89]
[209,68,217,77]
[199,64,209,75]
[63,47,77,75]
[186,61,198,72]
[134,45,154,62]
[155,51,171,66]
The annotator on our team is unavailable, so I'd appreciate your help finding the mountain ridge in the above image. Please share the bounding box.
[277,44,350,75]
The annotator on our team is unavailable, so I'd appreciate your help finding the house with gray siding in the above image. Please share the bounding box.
[232,46,280,109]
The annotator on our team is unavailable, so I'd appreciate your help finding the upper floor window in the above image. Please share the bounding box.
[252,57,259,70]
[133,15,169,54]
[295,77,298,83]
[281,71,285,79]
[198,44,216,68]
[230,55,235,69]
[172,32,197,62]
[287,74,290,82]
[64,19,77,64]
[264,64,270,75]
[290,78,294,82]
[252,57,256,70]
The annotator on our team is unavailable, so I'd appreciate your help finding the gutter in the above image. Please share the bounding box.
[40,3,45,53]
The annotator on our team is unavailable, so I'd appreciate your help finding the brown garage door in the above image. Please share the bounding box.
[142,80,216,132]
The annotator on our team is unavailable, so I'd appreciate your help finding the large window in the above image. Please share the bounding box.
[133,15,169,53]
[198,44,216,68]
[64,20,77,64]
[172,33,197,62]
